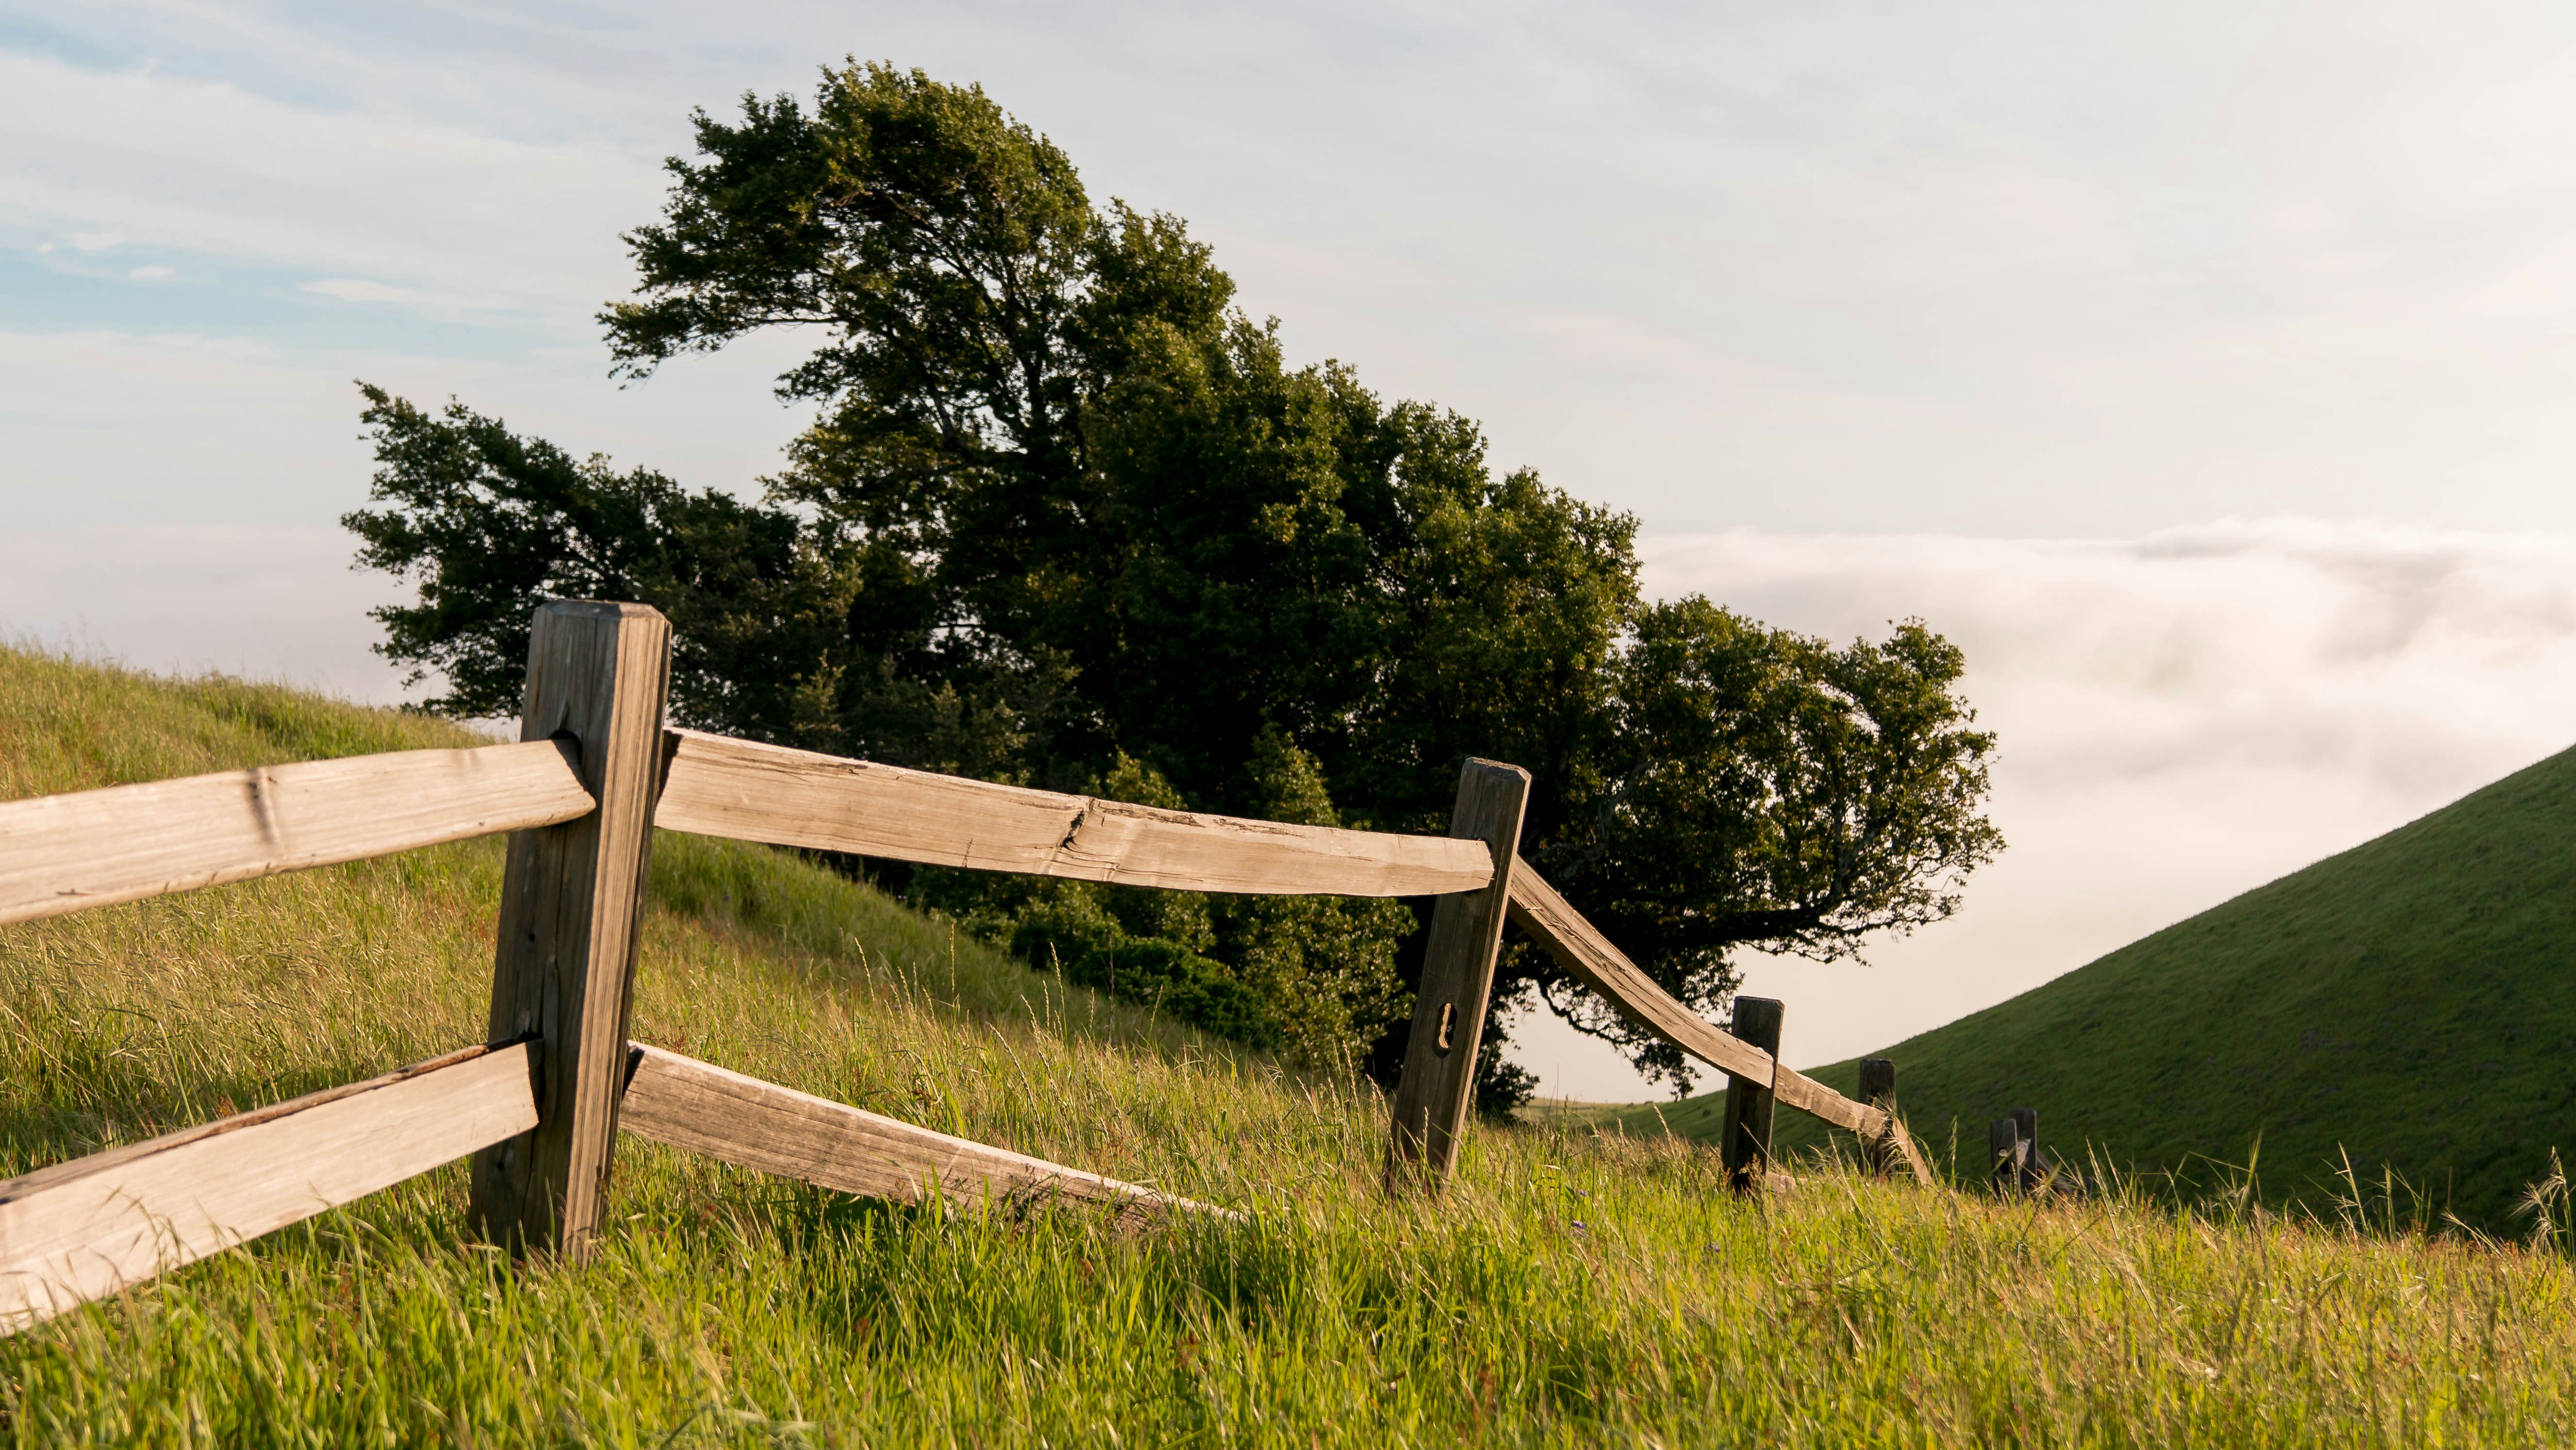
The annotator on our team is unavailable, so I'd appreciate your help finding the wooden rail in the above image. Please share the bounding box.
[1506,863,1933,1184]
[0,739,594,926]
[654,728,1492,898]
[0,1041,537,1332]
[619,1044,1227,1224]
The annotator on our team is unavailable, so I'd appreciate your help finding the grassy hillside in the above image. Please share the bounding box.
[1601,742,2576,1232]
[11,647,2576,1444]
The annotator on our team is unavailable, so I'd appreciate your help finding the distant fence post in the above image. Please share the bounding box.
[468,601,673,1258]
[1719,997,1785,1193]
[1991,1109,2044,1196]
[1989,1117,2020,1193]
[1858,1057,1897,1175]
[1384,759,1530,1190]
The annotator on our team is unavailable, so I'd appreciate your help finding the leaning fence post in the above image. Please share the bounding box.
[1384,758,1530,1190]
[1858,1057,1897,1175]
[1718,996,1785,1193]
[468,601,673,1258]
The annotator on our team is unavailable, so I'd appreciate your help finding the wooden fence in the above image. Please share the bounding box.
[0,600,1927,1334]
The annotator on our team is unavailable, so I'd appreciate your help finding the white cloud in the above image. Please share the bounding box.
[1512,521,2576,1100]
[300,278,509,322]
[0,50,661,329]
[128,264,173,280]
[69,229,122,251]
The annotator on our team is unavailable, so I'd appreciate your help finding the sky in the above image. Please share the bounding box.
[8,1,2576,1099]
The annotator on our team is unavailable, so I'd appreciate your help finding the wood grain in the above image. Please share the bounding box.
[469,602,673,1259]
[1504,862,1934,1185]
[1384,759,1530,1187]
[0,1042,537,1334]
[617,1044,1230,1224]
[654,729,1492,898]
[0,739,594,926]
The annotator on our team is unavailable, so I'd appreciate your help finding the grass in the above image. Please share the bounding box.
[10,645,2576,1444]
[1648,739,2576,1233]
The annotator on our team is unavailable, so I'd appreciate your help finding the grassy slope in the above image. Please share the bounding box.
[1594,743,2576,1231]
[9,648,2576,1445]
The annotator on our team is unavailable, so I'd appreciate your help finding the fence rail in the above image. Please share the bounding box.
[0,1041,538,1332]
[619,1044,1227,1225]
[0,739,594,926]
[1506,866,1933,1184]
[0,598,1930,1336]
[654,727,1494,897]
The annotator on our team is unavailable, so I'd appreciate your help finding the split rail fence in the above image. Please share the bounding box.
[0,601,1928,1334]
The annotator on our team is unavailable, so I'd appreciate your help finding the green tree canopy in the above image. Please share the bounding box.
[347,60,2002,1105]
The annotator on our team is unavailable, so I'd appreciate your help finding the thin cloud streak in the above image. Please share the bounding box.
[0,48,659,330]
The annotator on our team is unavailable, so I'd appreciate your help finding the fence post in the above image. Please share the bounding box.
[1858,1057,1897,1175]
[1989,1117,2019,1193]
[1718,996,1785,1193]
[468,602,673,1258]
[1384,759,1530,1190]
[1990,1111,2044,1196]
[2011,1107,2042,1194]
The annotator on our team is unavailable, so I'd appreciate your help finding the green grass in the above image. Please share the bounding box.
[1588,741,2576,1235]
[11,646,2576,1445]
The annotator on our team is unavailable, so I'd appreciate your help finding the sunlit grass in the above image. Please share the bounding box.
[6,645,2576,1446]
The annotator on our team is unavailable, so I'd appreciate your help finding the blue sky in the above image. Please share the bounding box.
[12,1,2576,1095]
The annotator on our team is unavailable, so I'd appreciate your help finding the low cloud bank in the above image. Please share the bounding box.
[1514,521,2576,1100]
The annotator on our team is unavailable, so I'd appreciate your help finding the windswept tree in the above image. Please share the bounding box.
[347,60,2001,1105]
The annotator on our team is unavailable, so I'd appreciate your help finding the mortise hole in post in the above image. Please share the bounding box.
[546,728,586,782]
[1436,1001,1455,1055]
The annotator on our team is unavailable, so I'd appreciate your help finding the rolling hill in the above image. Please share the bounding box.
[1597,741,2576,1230]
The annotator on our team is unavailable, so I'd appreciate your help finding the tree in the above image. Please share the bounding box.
[600,63,1231,784]
[347,60,2002,1106]
[342,384,854,743]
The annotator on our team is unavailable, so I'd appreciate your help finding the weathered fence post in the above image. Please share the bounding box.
[1384,759,1530,1190]
[1719,996,1785,1193]
[2011,1107,2041,1194]
[1991,1109,2046,1196]
[1858,1057,1897,1175]
[468,602,672,1258]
